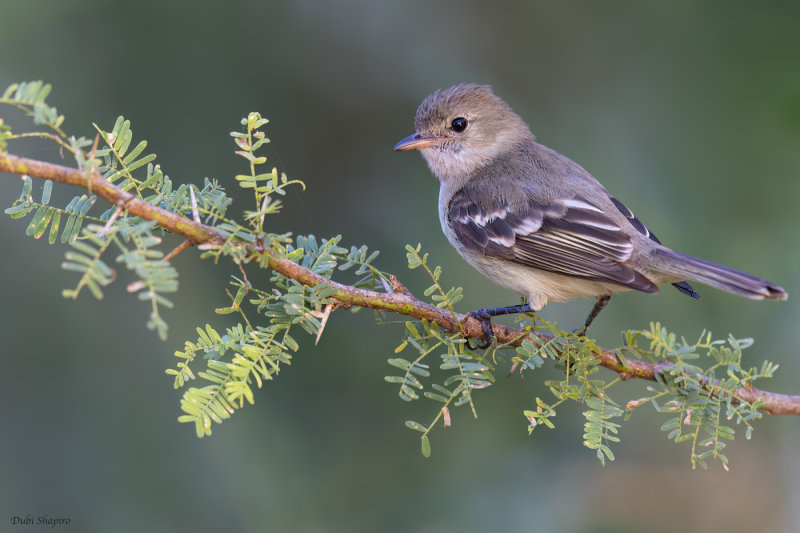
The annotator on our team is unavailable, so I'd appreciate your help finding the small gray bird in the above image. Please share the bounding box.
[394,84,787,348]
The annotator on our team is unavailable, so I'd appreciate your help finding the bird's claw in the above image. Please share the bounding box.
[465,310,494,350]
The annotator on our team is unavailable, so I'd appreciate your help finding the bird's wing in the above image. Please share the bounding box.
[607,196,700,299]
[448,190,659,293]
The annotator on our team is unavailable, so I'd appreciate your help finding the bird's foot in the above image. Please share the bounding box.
[465,309,494,350]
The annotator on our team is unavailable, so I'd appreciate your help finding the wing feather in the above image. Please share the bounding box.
[448,190,658,293]
[608,195,700,299]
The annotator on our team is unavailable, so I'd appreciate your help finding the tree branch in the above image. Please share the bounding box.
[2,152,798,416]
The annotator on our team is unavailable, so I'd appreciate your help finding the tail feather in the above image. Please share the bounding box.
[653,249,787,301]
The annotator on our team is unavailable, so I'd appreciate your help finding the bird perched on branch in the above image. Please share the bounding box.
[395,84,787,348]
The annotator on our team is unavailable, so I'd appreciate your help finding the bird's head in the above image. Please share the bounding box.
[394,84,534,182]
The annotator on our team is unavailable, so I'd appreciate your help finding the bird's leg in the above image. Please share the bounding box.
[574,295,612,336]
[465,303,534,350]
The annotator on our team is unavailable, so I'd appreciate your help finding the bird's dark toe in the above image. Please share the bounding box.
[466,310,494,350]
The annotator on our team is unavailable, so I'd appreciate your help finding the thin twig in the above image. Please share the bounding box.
[97,207,122,236]
[189,185,201,224]
[164,239,192,261]
[315,302,336,346]
[259,193,268,230]
[85,134,101,197]
[236,261,250,293]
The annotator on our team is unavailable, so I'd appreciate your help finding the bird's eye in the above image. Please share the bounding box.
[451,117,468,133]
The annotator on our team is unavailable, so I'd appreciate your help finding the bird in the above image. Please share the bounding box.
[394,84,787,349]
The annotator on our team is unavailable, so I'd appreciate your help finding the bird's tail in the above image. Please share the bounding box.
[653,249,787,301]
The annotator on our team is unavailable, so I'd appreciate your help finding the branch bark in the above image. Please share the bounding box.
[2,152,799,416]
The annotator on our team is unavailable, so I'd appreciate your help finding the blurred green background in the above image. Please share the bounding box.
[1,1,799,531]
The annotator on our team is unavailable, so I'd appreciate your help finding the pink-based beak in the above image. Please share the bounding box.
[393,133,446,151]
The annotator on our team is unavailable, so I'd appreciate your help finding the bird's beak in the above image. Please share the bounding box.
[393,133,446,151]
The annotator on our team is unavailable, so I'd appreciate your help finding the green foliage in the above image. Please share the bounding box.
[61,225,116,300]
[173,233,387,436]
[583,396,622,466]
[514,323,627,465]
[5,178,100,244]
[177,225,390,435]
[3,105,189,338]
[1,82,784,466]
[619,324,774,470]
[0,117,9,152]
[93,117,158,193]
[518,323,775,469]
[114,220,179,339]
[165,113,390,436]
[387,247,506,458]
[2,82,238,340]
[0,81,65,138]
[170,314,296,438]
[231,113,305,233]
[0,81,74,156]
[406,243,463,314]
[90,117,233,225]
[59,219,179,339]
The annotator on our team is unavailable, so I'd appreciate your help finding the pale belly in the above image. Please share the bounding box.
[464,254,630,310]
